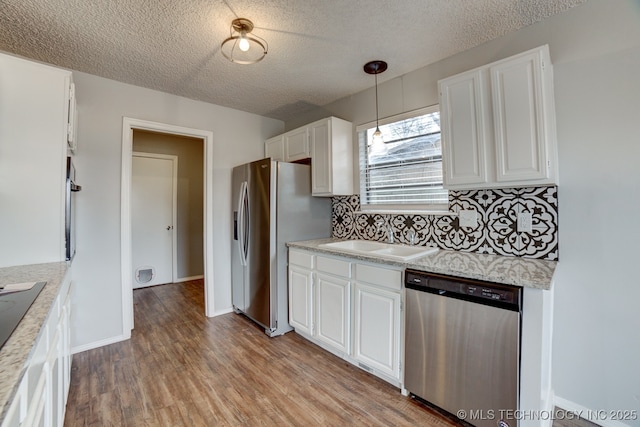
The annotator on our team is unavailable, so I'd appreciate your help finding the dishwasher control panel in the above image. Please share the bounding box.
[405,269,521,310]
[465,285,516,303]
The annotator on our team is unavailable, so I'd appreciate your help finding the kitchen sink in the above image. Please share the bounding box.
[319,240,438,261]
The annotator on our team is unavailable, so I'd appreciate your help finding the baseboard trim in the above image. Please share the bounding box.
[175,275,204,283]
[71,334,129,355]
[555,396,631,427]
[209,307,234,317]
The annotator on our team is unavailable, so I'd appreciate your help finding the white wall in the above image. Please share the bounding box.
[289,0,640,422]
[71,72,283,350]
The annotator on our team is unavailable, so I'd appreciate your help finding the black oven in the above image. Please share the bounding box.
[65,157,82,261]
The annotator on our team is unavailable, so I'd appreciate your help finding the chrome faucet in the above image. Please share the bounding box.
[375,220,394,244]
[386,225,395,244]
[407,229,416,245]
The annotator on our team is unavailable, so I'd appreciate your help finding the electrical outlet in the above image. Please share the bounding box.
[517,212,533,233]
[459,210,477,228]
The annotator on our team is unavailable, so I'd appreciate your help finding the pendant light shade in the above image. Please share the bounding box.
[364,60,387,146]
[221,18,268,64]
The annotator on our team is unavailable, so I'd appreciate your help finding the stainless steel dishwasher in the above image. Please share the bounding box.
[404,269,522,427]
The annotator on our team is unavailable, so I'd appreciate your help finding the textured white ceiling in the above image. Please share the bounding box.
[0,0,585,122]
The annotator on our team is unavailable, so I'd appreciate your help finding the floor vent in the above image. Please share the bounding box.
[135,267,154,284]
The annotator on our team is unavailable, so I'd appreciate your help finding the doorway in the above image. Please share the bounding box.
[131,152,177,288]
[132,130,205,284]
[121,118,215,336]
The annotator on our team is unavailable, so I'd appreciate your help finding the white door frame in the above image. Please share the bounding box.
[121,117,214,336]
[132,151,178,284]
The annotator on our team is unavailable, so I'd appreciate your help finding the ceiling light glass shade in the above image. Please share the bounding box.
[221,18,268,64]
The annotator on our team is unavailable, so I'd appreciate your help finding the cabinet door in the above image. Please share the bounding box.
[265,136,284,161]
[315,273,350,353]
[439,69,488,187]
[1,380,26,427]
[0,54,71,267]
[284,127,309,161]
[288,265,313,335]
[61,290,72,398]
[23,362,49,427]
[353,282,401,379]
[66,80,77,153]
[491,49,548,182]
[310,120,331,195]
[48,330,62,427]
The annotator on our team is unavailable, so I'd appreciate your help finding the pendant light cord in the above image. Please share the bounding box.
[375,71,379,129]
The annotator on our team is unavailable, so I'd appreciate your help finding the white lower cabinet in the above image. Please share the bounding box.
[288,248,403,386]
[1,275,73,427]
[288,265,314,336]
[2,381,26,427]
[353,282,401,379]
[315,273,350,354]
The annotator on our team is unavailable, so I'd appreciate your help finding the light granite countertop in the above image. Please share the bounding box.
[287,238,557,290]
[0,262,69,419]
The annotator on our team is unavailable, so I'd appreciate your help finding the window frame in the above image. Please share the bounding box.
[356,105,449,214]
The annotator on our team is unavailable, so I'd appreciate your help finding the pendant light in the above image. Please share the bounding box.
[363,60,388,145]
[221,18,268,65]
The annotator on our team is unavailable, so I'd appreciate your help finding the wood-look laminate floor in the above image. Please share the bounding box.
[64,280,458,426]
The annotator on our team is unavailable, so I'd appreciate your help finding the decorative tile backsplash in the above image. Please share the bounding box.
[331,186,558,260]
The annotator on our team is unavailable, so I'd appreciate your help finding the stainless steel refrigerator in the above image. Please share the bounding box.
[232,158,332,336]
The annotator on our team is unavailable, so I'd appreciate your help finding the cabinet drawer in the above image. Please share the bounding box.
[317,256,351,278]
[289,250,314,269]
[355,264,401,290]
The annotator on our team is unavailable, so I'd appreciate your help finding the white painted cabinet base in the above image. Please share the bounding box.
[353,282,401,379]
[1,274,73,427]
[288,249,403,387]
[288,265,314,336]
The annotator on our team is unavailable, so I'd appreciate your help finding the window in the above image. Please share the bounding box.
[358,106,448,211]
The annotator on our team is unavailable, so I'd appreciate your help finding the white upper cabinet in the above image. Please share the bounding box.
[284,127,309,161]
[310,117,353,197]
[66,81,78,153]
[491,48,550,182]
[439,69,488,186]
[0,53,74,267]
[265,116,353,196]
[439,45,558,189]
[265,127,309,162]
[265,135,285,161]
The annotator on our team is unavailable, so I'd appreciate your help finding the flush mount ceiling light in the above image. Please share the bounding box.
[221,18,268,65]
[363,60,388,146]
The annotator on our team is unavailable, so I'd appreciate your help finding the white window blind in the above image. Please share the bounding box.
[358,107,448,210]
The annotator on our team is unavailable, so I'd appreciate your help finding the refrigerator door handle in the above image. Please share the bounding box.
[236,181,245,265]
[237,181,249,266]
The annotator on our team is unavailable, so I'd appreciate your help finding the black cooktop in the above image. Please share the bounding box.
[0,282,46,351]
